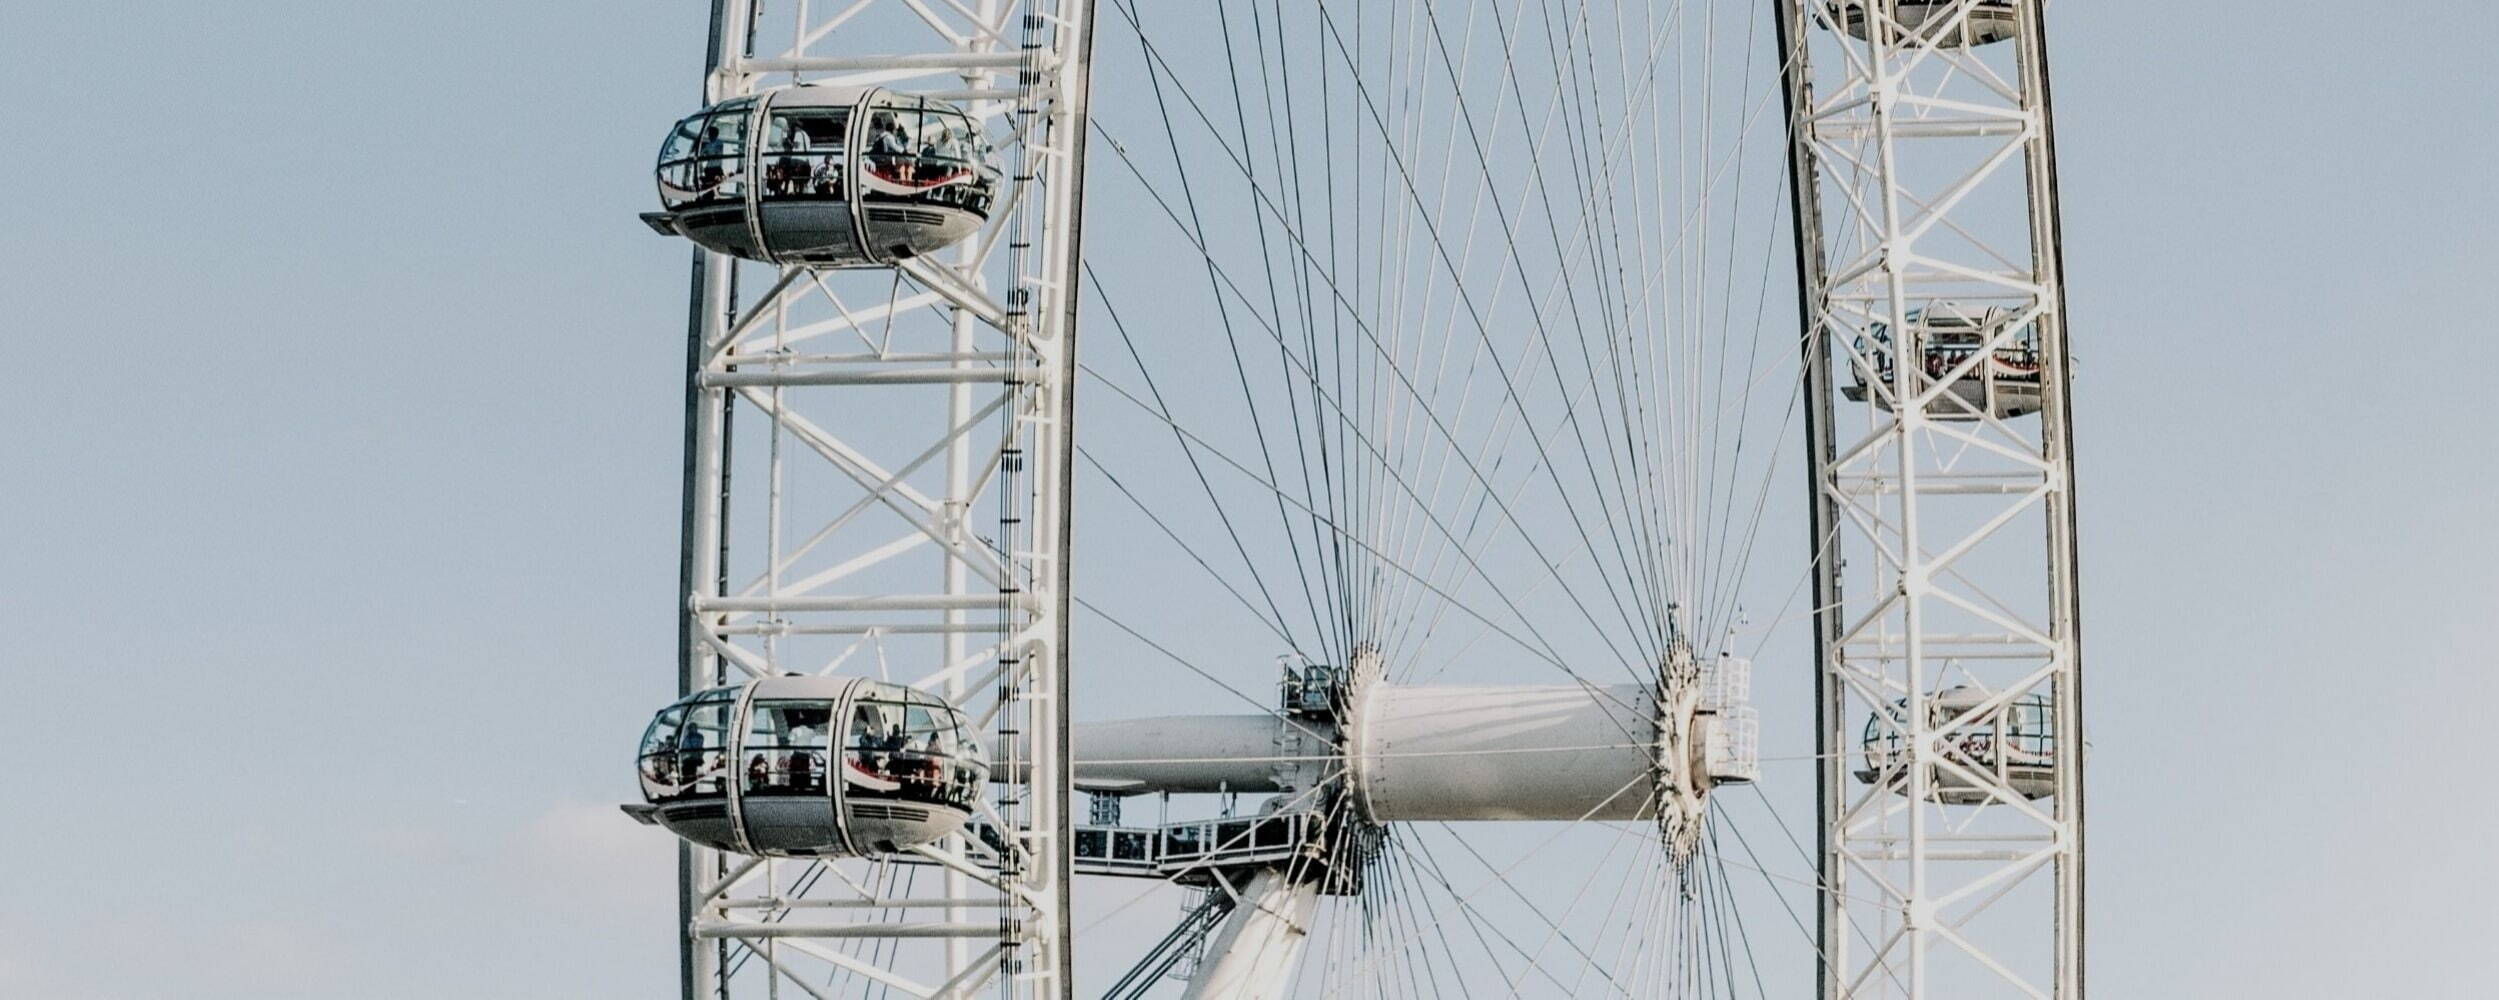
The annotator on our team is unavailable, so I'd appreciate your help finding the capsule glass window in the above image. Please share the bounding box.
[2011,697,2054,755]
[859,98,981,198]
[846,692,978,810]
[638,705,687,800]
[673,691,734,799]
[744,699,835,797]
[684,103,752,206]
[760,108,847,201]
[657,114,709,209]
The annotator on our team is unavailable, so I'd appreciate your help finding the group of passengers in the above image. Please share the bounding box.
[848,711,951,775]
[682,113,982,197]
[680,123,839,199]
[1869,730,2051,772]
[640,709,976,805]
[1913,346,2042,381]
[849,710,983,806]
[746,747,829,794]
[639,727,725,797]
[863,112,979,182]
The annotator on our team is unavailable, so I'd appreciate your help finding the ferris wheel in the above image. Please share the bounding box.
[620,1,2085,997]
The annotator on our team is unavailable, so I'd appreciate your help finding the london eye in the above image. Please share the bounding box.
[627,1,2085,997]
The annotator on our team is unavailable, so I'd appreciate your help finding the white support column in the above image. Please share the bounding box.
[939,0,997,974]
[668,1,1093,997]
[1178,871,1321,1000]
[678,7,742,994]
[1777,1,2085,998]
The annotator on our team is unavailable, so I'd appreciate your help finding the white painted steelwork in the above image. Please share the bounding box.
[1176,870,1319,1000]
[1774,0,2085,997]
[663,1,1095,998]
[1346,684,1657,823]
[1067,716,1302,794]
[619,0,2108,992]
[1054,674,1761,826]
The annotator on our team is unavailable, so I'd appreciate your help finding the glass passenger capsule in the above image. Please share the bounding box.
[1855,686,2056,803]
[641,86,998,266]
[1826,0,2018,47]
[1842,302,2045,420]
[623,676,987,857]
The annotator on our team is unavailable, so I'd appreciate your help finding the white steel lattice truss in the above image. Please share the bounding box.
[673,1,1094,997]
[1777,1,2083,998]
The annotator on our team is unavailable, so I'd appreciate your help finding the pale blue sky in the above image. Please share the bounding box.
[2,1,2493,997]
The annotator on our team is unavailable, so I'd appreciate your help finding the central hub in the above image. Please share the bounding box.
[1655,641,1760,865]
[1061,646,1760,879]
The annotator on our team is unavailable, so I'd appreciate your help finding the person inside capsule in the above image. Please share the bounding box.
[767,117,810,196]
[742,699,832,795]
[636,704,682,795]
[867,111,908,179]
